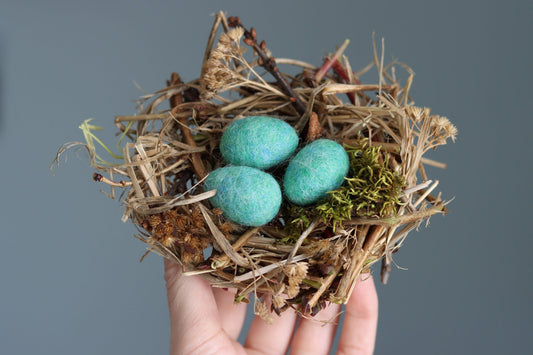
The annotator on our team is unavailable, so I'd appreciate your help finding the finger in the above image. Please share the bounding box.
[244,298,298,354]
[336,274,378,355]
[212,287,248,340]
[164,259,237,355]
[290,302,342,355]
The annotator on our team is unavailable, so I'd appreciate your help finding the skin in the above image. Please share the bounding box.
[164,259,378,355]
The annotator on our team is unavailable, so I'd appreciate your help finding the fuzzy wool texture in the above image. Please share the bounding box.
[283,139,350,206]
[220,116,299,170]
[204,166,282,226]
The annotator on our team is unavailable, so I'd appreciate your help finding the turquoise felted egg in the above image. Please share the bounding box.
[204,166,282,226]
[220,116,299,170]
[283,139,349,206]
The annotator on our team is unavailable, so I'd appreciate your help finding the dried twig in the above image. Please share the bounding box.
[227,16,307,115]
[167,73,207,180]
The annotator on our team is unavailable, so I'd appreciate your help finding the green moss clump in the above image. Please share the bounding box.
[281,205,318,243]
[316,138,405,230]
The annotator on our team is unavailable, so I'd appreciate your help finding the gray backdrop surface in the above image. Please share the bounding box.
[1,0,531,354]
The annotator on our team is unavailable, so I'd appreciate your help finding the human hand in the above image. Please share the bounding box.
[164,259,378,355]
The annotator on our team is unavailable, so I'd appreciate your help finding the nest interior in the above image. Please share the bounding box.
[55,12,456,319]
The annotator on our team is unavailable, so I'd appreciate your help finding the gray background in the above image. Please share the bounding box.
[1,0,531,354]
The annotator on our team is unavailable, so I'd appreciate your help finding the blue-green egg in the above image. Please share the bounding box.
[220,116,299,170]
[283,139,349,205]
[204,166,282,226]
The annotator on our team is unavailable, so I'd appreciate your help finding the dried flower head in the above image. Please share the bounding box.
[406,106,423,121]
[255,299,273,324]
[226,27,245,43]
[161,235,176,248]
[430,115,458,144]
[148,214,162,228]
[201,28,245,94]
[174,214,188,229]
[284,262,308,298]
[191,209,205,228]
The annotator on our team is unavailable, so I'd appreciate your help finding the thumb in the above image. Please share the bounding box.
[164,259,233,355]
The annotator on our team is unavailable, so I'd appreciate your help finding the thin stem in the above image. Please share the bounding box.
[93,173,132,187]
[211,227,260,268]
[167,73,207,180]
[315,39,350,83]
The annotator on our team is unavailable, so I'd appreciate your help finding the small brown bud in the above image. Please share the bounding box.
[264,58,276,71]
[243,37,254,46]
[260,40,266,51]
[141,220,150,230]
[227,16,241,27]
[250,27,257,40]
[307,112,323,142]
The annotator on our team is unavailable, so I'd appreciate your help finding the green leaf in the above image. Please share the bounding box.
[79,118,125,166]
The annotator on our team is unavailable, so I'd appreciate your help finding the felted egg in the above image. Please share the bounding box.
[220,116,299,170]
[204,166,282,226]
[283,139,349,206]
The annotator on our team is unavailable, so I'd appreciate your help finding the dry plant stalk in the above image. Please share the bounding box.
[53,11,456,319]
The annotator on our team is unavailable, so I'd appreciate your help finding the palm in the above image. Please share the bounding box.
[165,259,378,355]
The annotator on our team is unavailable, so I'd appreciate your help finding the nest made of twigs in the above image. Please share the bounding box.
[54,11,456,320]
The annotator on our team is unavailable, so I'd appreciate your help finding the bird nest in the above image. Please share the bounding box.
[54,12,456,319]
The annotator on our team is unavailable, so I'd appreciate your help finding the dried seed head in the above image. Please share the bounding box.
[183,232,192,243]
[437,116,457,140]
[286,284,300,299]
[218,32,233,47]
[295,262,308,278]
[430,115,458,143]
[165,209,178,220]
[284,262,308,298]
[191,209,204,228]
[406,106,425,121]
[161,222,174,235]
[154,224,167,239]
[161,234,176,247]
[202,28,245,94]
[255,299,273,324]
[227,27,244,43]
[203,54,236,92]
[181,243,200,264]
[174,214,188,229]
[149,214,162,228]
[208,47,225,61]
